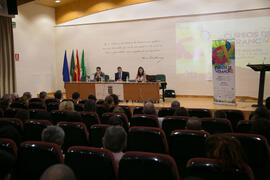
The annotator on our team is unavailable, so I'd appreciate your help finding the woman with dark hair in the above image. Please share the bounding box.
[84,99,96,112]
[206,134,246,170]
[136,66,146,82]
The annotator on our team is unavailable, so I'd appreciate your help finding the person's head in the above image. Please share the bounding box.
[15,109,29,123]
[174,107,189,116]
[251,106,270,120]
[88,94,97,102]
[110,94,119,106]
[54,90,63,100]
[10,93,18,102]
[72,92,80,101]
[214,111,227,119]
[40,91,47,100]
[84,99,96,112]
[117,66,122,74]
[137,66,144,76]
[186,117,202,130]
[251,116,270,142]
[266,97,270,110]
[0,122,21,146]
[96,66,101,73]
[103,126,127,153]
[41,125,65,146]
[23,92,32,100]
[40,164,76,180]
[105,95,114,110]
[0,94,11,110]
[206,134,246,170]
[144,98,154,105]
[59,101,74,112]
[171,100,180,109]
[108,115,123,126]
[143,102,156,115]
[0,150,15,180]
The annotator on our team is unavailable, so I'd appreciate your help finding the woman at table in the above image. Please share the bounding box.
[136,66,146,82]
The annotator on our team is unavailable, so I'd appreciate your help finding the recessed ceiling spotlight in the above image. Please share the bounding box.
[55,0,61,3]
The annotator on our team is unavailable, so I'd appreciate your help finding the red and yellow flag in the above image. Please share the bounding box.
[74,49,80,82]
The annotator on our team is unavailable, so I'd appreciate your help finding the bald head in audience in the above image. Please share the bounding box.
[143,102,156,115]
[171,100,180,109]
[186,117,202,130]
[39,164,76,180]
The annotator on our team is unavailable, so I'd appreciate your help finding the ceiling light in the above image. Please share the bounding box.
[55,0,61,3]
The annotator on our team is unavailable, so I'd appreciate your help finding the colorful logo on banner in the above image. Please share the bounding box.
[212,40,236,105]
[212,40,235,73]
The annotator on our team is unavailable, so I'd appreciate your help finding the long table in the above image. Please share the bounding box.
[65,82,161,101]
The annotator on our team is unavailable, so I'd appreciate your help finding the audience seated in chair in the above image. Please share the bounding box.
[40,91,48,100]
[41,126,65,147]
[251,116,270,144]
[103,126,127,169]
[205,134,247,171]
[174,107,189,116]
[104,95,115,112]
[40,164,76,180]
[186,117,202,130]
[15,109,29,123]
[250,106,270,120]
[72,92,80,105]
[171,100,180,110]
[107,115,123,127]
[59,101,75,112]
[0,150,16,180]
[0,94,12,111]
[143,102,156,115]
[0,122,21,146]
[54,90,63,102]
[110,94,124,113]
[84,99,96,112]
[88,94,97,102]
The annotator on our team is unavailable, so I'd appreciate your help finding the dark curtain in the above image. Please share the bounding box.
[0,16,16,97]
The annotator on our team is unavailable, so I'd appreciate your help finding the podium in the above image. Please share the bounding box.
[247,64,270,107]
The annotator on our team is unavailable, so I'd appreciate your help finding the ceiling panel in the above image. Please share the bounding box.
[35,0,78,8]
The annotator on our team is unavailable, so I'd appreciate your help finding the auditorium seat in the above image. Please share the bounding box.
[96,104,107,119]
[24,120,52,141]
[0,117,23,134]
[10,102,27,109]
[201,117,233,134]
[133,106,144,115]
[17,141,63,180]
[46,102,59,112]
[162,116,188,137]
[119,151,180,180]
[188,108,212,118]
[0,138,17,158]
[236,120,252,133]
[169,130,209,176]
[58,122,89,153]
[0,108,3,117]
[80,111,100,132]
[28,109,49,120]
[29,102,46,110]
[130,114,160,128]
[215,109,245,130]
[89,124,111,147]
[65,146,117,180]
[45,98,59,106]
[186,158,254,180]
[226,133,270,180]
[4,108,20,118]
[29,98,43,103]
[119,105,132,122]
[101,112,129,131]
[74,104,84,112]
[127,126,168,154]
[158,108,175,117]
[50,110,81,124]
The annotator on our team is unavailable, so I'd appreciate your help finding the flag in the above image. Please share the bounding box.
[74,49,80,82]
[70,50,75,81]
[62,50,70,82]
[80,50,86,81]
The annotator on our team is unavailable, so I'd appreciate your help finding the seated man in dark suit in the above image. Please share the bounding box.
[94,66,105,81]
[115,66,129,81]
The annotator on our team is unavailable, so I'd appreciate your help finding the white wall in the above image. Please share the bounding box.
[13,2,56,97]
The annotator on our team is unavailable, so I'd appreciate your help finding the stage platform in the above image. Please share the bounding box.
[119,96,258,120]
